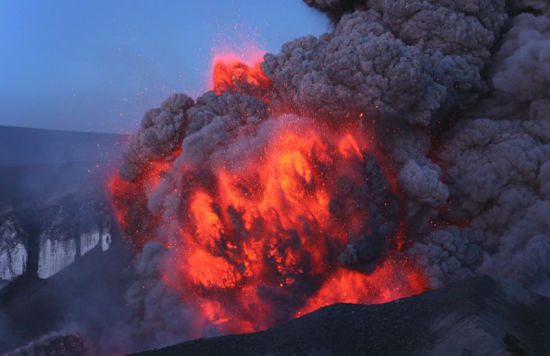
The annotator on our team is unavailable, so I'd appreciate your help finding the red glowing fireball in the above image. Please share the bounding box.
[109,51,427,337]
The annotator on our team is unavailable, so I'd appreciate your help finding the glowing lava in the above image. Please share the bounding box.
[211,51,271,95]
[110,52,428,338]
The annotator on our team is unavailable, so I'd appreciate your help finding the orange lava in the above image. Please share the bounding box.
[296,258,428,317]
[211,52,271,95]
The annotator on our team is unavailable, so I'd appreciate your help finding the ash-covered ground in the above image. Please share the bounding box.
[2,0,550,355]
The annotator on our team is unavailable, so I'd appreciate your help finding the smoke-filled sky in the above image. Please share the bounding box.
[0,0,328,133]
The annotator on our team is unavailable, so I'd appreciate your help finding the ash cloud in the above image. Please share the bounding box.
[398,160,449,208]
[409,10,550,291]
[121,94,194,181]
[111,242,202,354]
[515,0,550,15]
[262,0,507,126]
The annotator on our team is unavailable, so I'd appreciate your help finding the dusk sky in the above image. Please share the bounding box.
[0,1,328,133]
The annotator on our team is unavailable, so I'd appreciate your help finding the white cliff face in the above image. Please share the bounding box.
[80,226,112,256]
[0,203,114,284]
[0,242,27,279]
[101,228,112,251]
[0,218,28,285]
[80,230,101,256]
[38,224,112,279]
[37,235,76,279]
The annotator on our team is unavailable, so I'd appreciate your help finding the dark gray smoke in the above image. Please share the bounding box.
[262,0,507,127]
[410,11,550,290]
[113,242,202,354]
[515,0,550,15]
[120,94,194,181]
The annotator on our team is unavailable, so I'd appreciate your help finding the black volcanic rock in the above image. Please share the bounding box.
[132,276,550,356]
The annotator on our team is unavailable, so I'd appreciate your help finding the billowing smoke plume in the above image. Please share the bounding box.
[411,10,550,289]
[262,0,507,126]
[120,94,194,182]
[106,0,550,352]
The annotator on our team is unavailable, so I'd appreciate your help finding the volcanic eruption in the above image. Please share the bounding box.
[110,56,427,337]
[107,0,550,352]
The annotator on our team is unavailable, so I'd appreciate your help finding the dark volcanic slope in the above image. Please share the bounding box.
[133,276,550,356]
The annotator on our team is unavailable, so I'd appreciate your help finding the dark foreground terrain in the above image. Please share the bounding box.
[133,276,550,356]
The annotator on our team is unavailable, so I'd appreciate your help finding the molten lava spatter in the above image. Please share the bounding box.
[109,50,427,337]
[211,52,271,95]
